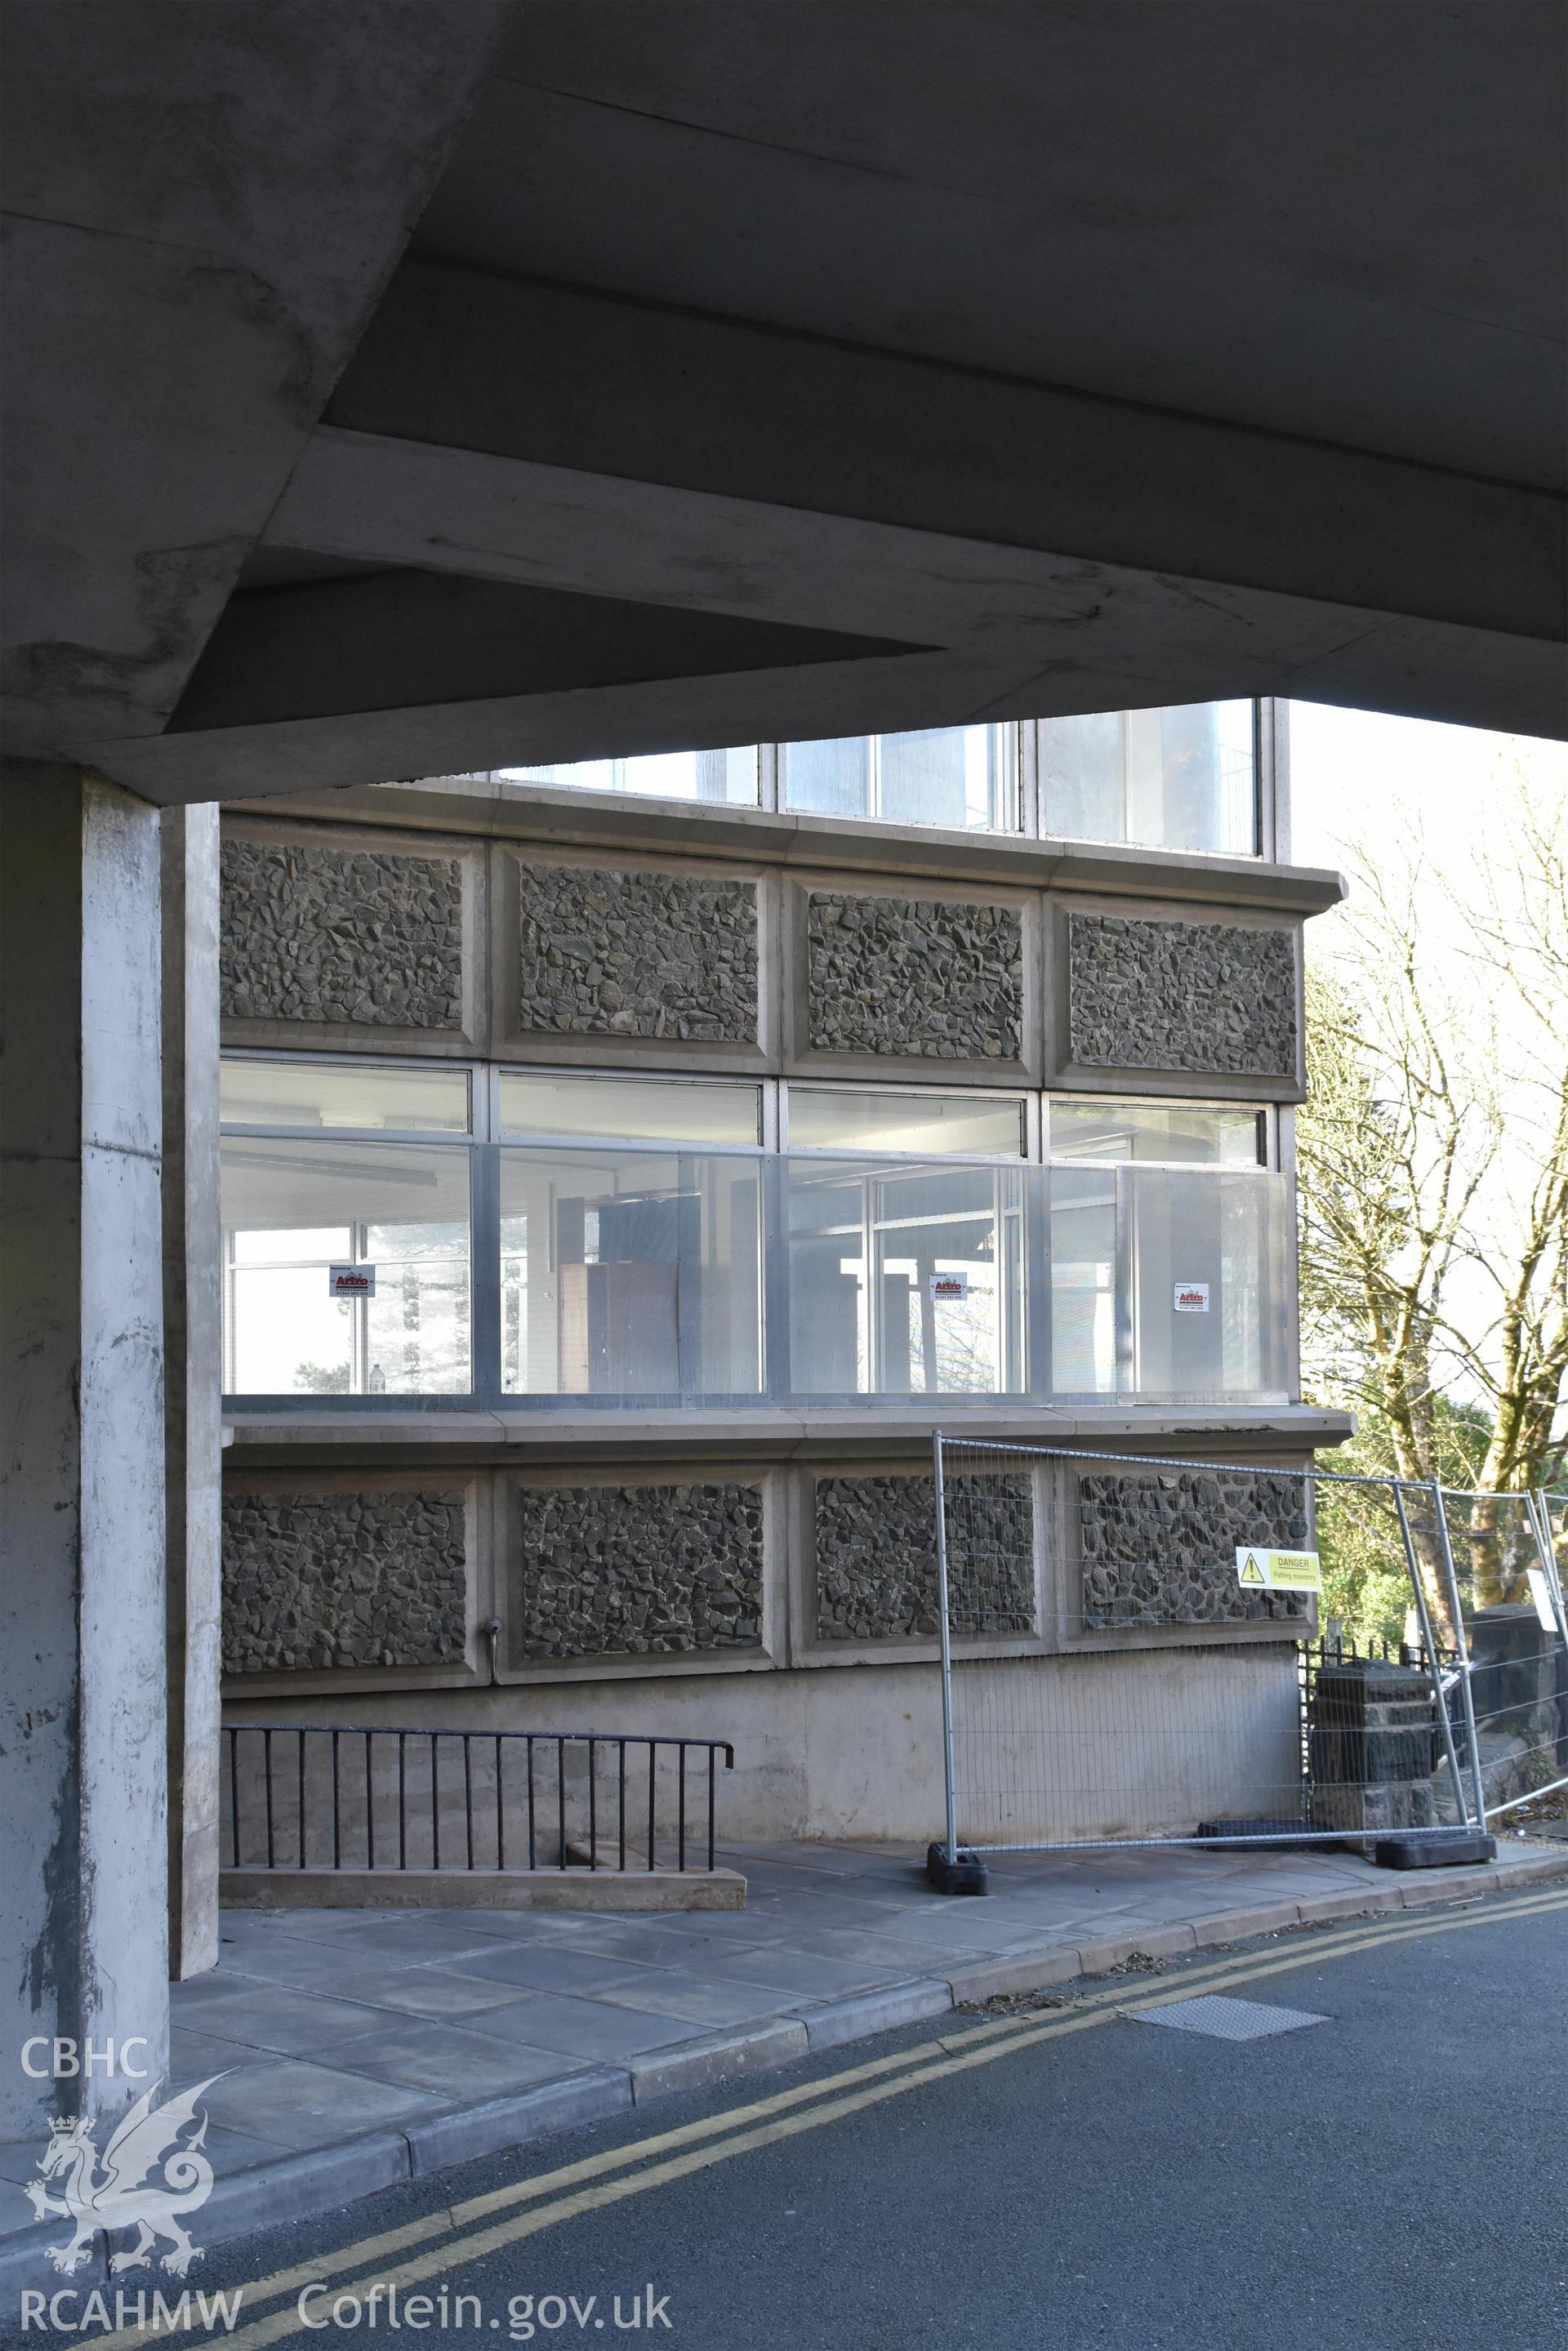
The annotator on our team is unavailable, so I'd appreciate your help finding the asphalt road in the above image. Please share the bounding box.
[14,1890,1567,2351]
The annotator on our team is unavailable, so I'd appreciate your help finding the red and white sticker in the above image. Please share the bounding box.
[1173,1280,1210,1312]
[929,1271,970,1303]
[328,1264,376,1299]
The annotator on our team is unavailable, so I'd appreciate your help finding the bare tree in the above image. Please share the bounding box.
[1297,779,1568,1621]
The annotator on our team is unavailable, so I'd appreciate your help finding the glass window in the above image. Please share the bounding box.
[492,747,758,807]
[786,1159,1028,1396]
[1048,1100,1263,1167]
[1039,701,1255,856]
[782,725,1018,831]
[220,1058,470,1134]
[788,1089,1024,1157]
[221,1138,471,1394]
[499,1147,762,1397]
[499,1073,760,1147]
[1049,1164,1291,1400]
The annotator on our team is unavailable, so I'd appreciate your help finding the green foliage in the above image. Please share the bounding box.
[1308,1391,1489,1649]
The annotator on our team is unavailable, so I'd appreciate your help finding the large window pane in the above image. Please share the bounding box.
[220,1058,470,1133]
[1121,1166,1290,1400]
[1048,1164,1290,1402]
[782,725,1018,831]
[789,1089,1023,1157]
[1040,701,1255,855]
[1049,1100,1263,1166]
[222,1139,471,1394]
[500,1072,760,1147]
[494,748,758,806]
[1049,1168,1118,1396]
[786,1157,1027,1396]
[499,1148,762,1398]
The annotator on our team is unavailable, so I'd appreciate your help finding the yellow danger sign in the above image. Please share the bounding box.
[1236,1547,1321,1592]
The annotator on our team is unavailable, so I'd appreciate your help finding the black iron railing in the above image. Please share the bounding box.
[224,1726,734,1875]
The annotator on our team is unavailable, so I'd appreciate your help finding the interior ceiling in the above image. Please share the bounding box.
[2,0,1563,804]
[422,1,1566,492]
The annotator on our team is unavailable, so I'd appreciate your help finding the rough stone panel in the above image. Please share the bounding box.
[220,839,464,1027]
[814,1475,1035,1641]
[1067,913,1297,1076]
[222,1490,468,1673]
[1079,1471,1309,1629]
[807,893,1024,1059]
[516,865,757,1041]
[520,1483,764,1659]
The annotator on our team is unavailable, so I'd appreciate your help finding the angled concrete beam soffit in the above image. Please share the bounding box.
[0,2,515,757]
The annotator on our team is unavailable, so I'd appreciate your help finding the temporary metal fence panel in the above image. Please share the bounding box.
[930,1436,1567,1868]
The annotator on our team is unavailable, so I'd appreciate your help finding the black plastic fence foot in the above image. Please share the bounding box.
[1374,1829,1496,1869]
[927,1840,990,1895]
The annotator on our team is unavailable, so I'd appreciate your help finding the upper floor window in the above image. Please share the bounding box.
[1038,701,1256,857]
[449,701,1266,857]
[492,747,759,807]
[779,724,1019,833]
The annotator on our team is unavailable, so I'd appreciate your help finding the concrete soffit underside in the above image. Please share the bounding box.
[2,4,1565,805]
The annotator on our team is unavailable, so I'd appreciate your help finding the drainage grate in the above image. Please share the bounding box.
[1134,1994,1328,2042]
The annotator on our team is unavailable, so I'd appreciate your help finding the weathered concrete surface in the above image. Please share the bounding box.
[5,6,1561,808]
[1,2,514,759]
[162,804,224,1981]
[225,1646,1305,1847]
[218,1868,746,1912]
[0,763,168,2134]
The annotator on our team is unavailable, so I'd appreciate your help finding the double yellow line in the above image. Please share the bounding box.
[99,1886,1568,2350]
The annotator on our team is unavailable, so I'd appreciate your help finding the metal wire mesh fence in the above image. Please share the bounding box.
[929,1435,1568,1878]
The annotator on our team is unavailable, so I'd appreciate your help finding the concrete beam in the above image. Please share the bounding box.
[69,265,1565,797]
[0,2,514,756]
[322,265,1564,647]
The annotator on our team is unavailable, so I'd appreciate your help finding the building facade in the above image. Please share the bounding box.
[215,699,1348,1845]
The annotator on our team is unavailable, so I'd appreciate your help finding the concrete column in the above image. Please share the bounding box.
[1,761,169,2137]
[162,805,223,1981]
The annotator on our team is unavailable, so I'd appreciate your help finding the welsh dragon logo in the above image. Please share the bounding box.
[24,2075,224,2277]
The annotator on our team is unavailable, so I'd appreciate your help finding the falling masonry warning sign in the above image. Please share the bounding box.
[1236,1547,1322,1592]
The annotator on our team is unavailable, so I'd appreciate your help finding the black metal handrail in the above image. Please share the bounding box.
[223,1726,734,1876]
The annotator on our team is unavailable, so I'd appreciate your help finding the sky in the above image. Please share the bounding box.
[1287,700,1566,892]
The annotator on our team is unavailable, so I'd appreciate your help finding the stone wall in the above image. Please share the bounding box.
[1067,913,1296,1076]
[806,893,1023,1059]
[222,1490,469,1672]
[516,866,757,1041]
[1079,1471,1308,1629]
[220,839,463,1027]
[519,1482,764,1659]
[814,1474,1036,1639]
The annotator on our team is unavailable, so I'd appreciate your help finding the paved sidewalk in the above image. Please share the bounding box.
[5,1834,1565,2294]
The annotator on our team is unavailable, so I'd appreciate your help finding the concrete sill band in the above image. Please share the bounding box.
[6,1844,1564,2300]
[219,1868,746,1912]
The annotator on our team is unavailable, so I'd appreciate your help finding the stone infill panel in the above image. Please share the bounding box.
[220,839,463,1027]
[815,1474,1035,1640]
[1079,1470,1308,1630]
[806,893,1023,1059]
[520,1482,764,1659]
[222,1490,468,1673]
[516,866,757,1041]
[1067,912,1297,1076]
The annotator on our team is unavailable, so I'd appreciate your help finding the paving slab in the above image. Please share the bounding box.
[3,1833,1563,2303]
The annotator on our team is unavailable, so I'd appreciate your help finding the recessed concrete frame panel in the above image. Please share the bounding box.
[1045,893,1307,1101]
